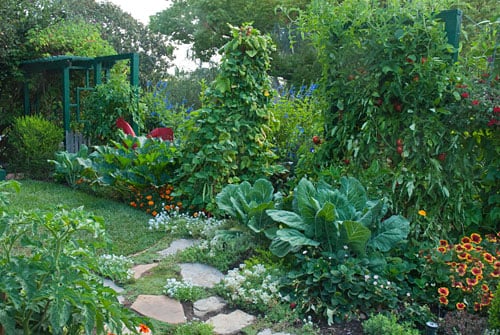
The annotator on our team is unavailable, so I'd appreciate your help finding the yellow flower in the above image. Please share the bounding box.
[418,210,427,217]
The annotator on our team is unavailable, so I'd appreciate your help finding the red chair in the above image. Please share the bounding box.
[147,127,174,141]
[116,117,136,137]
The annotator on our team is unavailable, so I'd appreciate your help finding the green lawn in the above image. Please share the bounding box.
[7,179,168,255]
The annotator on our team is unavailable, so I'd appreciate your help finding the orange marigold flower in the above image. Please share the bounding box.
[471,267,482,276]
[152,211,158,217]
[461,236,472,244]
[470,233,482,244]
[146,195,153,200]
[138,324,151,333]
[439,239,449,247]
[456,302,466,310]
[463,243,473,251]
[439,296,449,305]
[418,210,427,217]
[438,287,449,296]
[466,277,478,286]
[148,200,154,206]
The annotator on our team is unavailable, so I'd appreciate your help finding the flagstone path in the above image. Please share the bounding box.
[105,238,293,335]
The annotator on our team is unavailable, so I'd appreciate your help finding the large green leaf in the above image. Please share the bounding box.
[339,177,368,212]
[266,209,305,230]
[294,178,320,225]
[313,201,339,252]
[269,224,322,257]
[368,215,410,252]
[341,220,371,256]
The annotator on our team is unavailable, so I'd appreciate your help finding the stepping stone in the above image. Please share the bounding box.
[103,278,124,293]
[131,294,185,324]
[179,263,224,288]
[206,310,256,335]
[193,296,227,318]
[157,239,199,258]
[132,263,158,279]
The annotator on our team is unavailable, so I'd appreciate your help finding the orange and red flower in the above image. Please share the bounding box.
[438,287,450,296]
[439,296,449,305]
[456,302,466,310]
[138,324,151,333]
[470,233,482,244]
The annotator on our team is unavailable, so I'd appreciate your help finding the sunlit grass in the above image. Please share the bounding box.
[7,179,168,255]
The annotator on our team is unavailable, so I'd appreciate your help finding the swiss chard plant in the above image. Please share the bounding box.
[266,176,410,257]
[77,132,180,198]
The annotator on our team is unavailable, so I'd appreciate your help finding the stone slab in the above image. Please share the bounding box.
[193,296,227,318]
[131,294,185,324]
[103,278,124,293]
[179,263,224,288]
[206,310,256,335]
[157,239,199,258]
[132,263,159,279]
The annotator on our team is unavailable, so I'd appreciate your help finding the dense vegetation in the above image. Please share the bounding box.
[0,0,498,334]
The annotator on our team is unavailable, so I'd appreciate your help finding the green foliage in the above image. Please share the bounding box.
[265,177,410,257]
[0,183,142,334]
[300,0,498,239]
[81,78,145,144]
[7,115,64,179]
[77,133,180,200]
[49,144,90,188]
[26,19,116,57]
[362,313,420,335]
[216,178,281,234]
[268,84,324,166]
[173,321,214,335]
[489,283,500,330]
[179,23,283,212]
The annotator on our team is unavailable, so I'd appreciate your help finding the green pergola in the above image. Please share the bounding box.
[21,53,139,137]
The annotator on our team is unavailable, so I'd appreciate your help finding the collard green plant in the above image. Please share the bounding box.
[0,182,143,335]
[216,178,281,234]
[49,144,90,188]
[266,177,410,257]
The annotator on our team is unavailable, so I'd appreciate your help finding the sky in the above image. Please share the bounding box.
[104,0,171,24]
[103,0,200,71]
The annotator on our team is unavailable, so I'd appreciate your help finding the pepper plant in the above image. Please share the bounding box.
[178,23,284,213]
[0,181,143,335]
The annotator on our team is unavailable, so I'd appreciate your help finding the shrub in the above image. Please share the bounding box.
[362,313,420,335]
[7,114,63,179]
